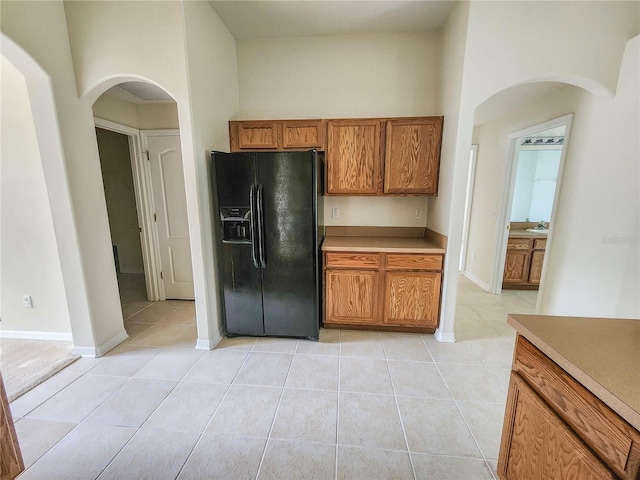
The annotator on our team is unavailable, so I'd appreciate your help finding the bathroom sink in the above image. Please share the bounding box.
[526,228,549,234]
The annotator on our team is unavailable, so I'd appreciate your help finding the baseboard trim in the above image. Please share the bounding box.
[463,271,491,292]
[72,329,129,358]
[434,328,456,343]
[197,327,224,351]
[196,338,213,350]
[0,330,73,342]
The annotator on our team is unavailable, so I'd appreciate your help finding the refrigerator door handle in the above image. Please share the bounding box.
[257,184,267,268]
[249,184,259,269]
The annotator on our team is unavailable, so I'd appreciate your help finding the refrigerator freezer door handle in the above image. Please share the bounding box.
[249,184,259,268]
[257,184,267,268]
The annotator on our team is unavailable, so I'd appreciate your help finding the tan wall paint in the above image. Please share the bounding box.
[236,31,441,228]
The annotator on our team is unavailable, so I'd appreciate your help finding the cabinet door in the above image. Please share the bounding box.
[282,120,324,149]
[503,250,531,284]
[325,269,380,324]
[383,271,441,328]
[528,250,545,284]
[326,119,383,194]
[231,121,279,150]
[384,117,443,194]
[498,373,615,480]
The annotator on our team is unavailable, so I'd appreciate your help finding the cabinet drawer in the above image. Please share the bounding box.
[533,238,547,250]
[325,253,380,269]
[507,238,532,250]
[385,254,442,271]
[514,336,640,479]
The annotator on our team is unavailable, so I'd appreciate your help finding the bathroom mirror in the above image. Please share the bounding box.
[510,125,565,222]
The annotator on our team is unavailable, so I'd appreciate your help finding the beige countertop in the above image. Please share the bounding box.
[322,235,446,254]
[508,314,640,431]
[509,229,548,238]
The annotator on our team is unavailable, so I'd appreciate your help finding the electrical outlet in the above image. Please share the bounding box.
[332,208,340,219]
[471,252,476,260]
[22,295,33,308]
[414,208,422,220]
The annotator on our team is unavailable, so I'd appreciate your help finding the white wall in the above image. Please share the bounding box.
[0,56,71,338]
[182,1,240,347]
[1,2,114,353]
[542,36,639,318]
[93,94,179,130]
[435,0,639,340]
[464,1,640,106]
[425,1,470,342]
[464,36,639,319]
[466,85,581,286]
[237,31,442,227]
[237,31,440,119]
[64,0,222,350]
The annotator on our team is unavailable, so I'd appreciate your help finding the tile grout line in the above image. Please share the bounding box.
[174,342,255,480]
[381,333,417,480]
[253,345,296,480]
[425,335,491,470]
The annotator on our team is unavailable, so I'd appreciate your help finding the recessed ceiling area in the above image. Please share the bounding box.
[473,82,570,126]
[105,81,174,104]
[208,1,456,40]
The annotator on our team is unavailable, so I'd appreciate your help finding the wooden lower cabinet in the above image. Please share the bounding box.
[325,269,380,325]
[500,374,614,480]
[383,271,440,328]
[323,251,443,332]
[498,336,640,480]
[503,236,546,289]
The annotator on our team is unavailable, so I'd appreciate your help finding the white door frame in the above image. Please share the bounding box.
[489,114,574,305]
[93,117,163,301]
[460,144,479,272]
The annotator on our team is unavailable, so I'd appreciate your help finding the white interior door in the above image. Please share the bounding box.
[146,133,194,300]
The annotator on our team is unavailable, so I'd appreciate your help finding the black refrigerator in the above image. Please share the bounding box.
[211,150,324,340]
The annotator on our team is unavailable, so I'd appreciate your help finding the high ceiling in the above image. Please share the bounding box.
[107,3,568,124]
[208,1,456,40]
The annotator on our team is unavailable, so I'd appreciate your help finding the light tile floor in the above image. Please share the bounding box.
[11,274,536,480]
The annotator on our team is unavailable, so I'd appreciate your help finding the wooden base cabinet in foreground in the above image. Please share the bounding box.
[324,252,443,332]
[498,336,640,480]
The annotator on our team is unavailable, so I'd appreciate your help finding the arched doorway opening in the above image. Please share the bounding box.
[451,79,609,344]
[91,80,197,347]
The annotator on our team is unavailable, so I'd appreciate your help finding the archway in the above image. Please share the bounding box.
[90,79,197,347]
[438,75,613,344]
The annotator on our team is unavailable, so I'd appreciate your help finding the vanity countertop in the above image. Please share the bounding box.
[509,229,548,238]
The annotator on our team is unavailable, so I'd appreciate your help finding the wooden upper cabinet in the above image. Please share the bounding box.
[229,120,324,151]
[231,121,279,150]
[281,120,324,149]
[384,117,443,195]
[326,119,383,195]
